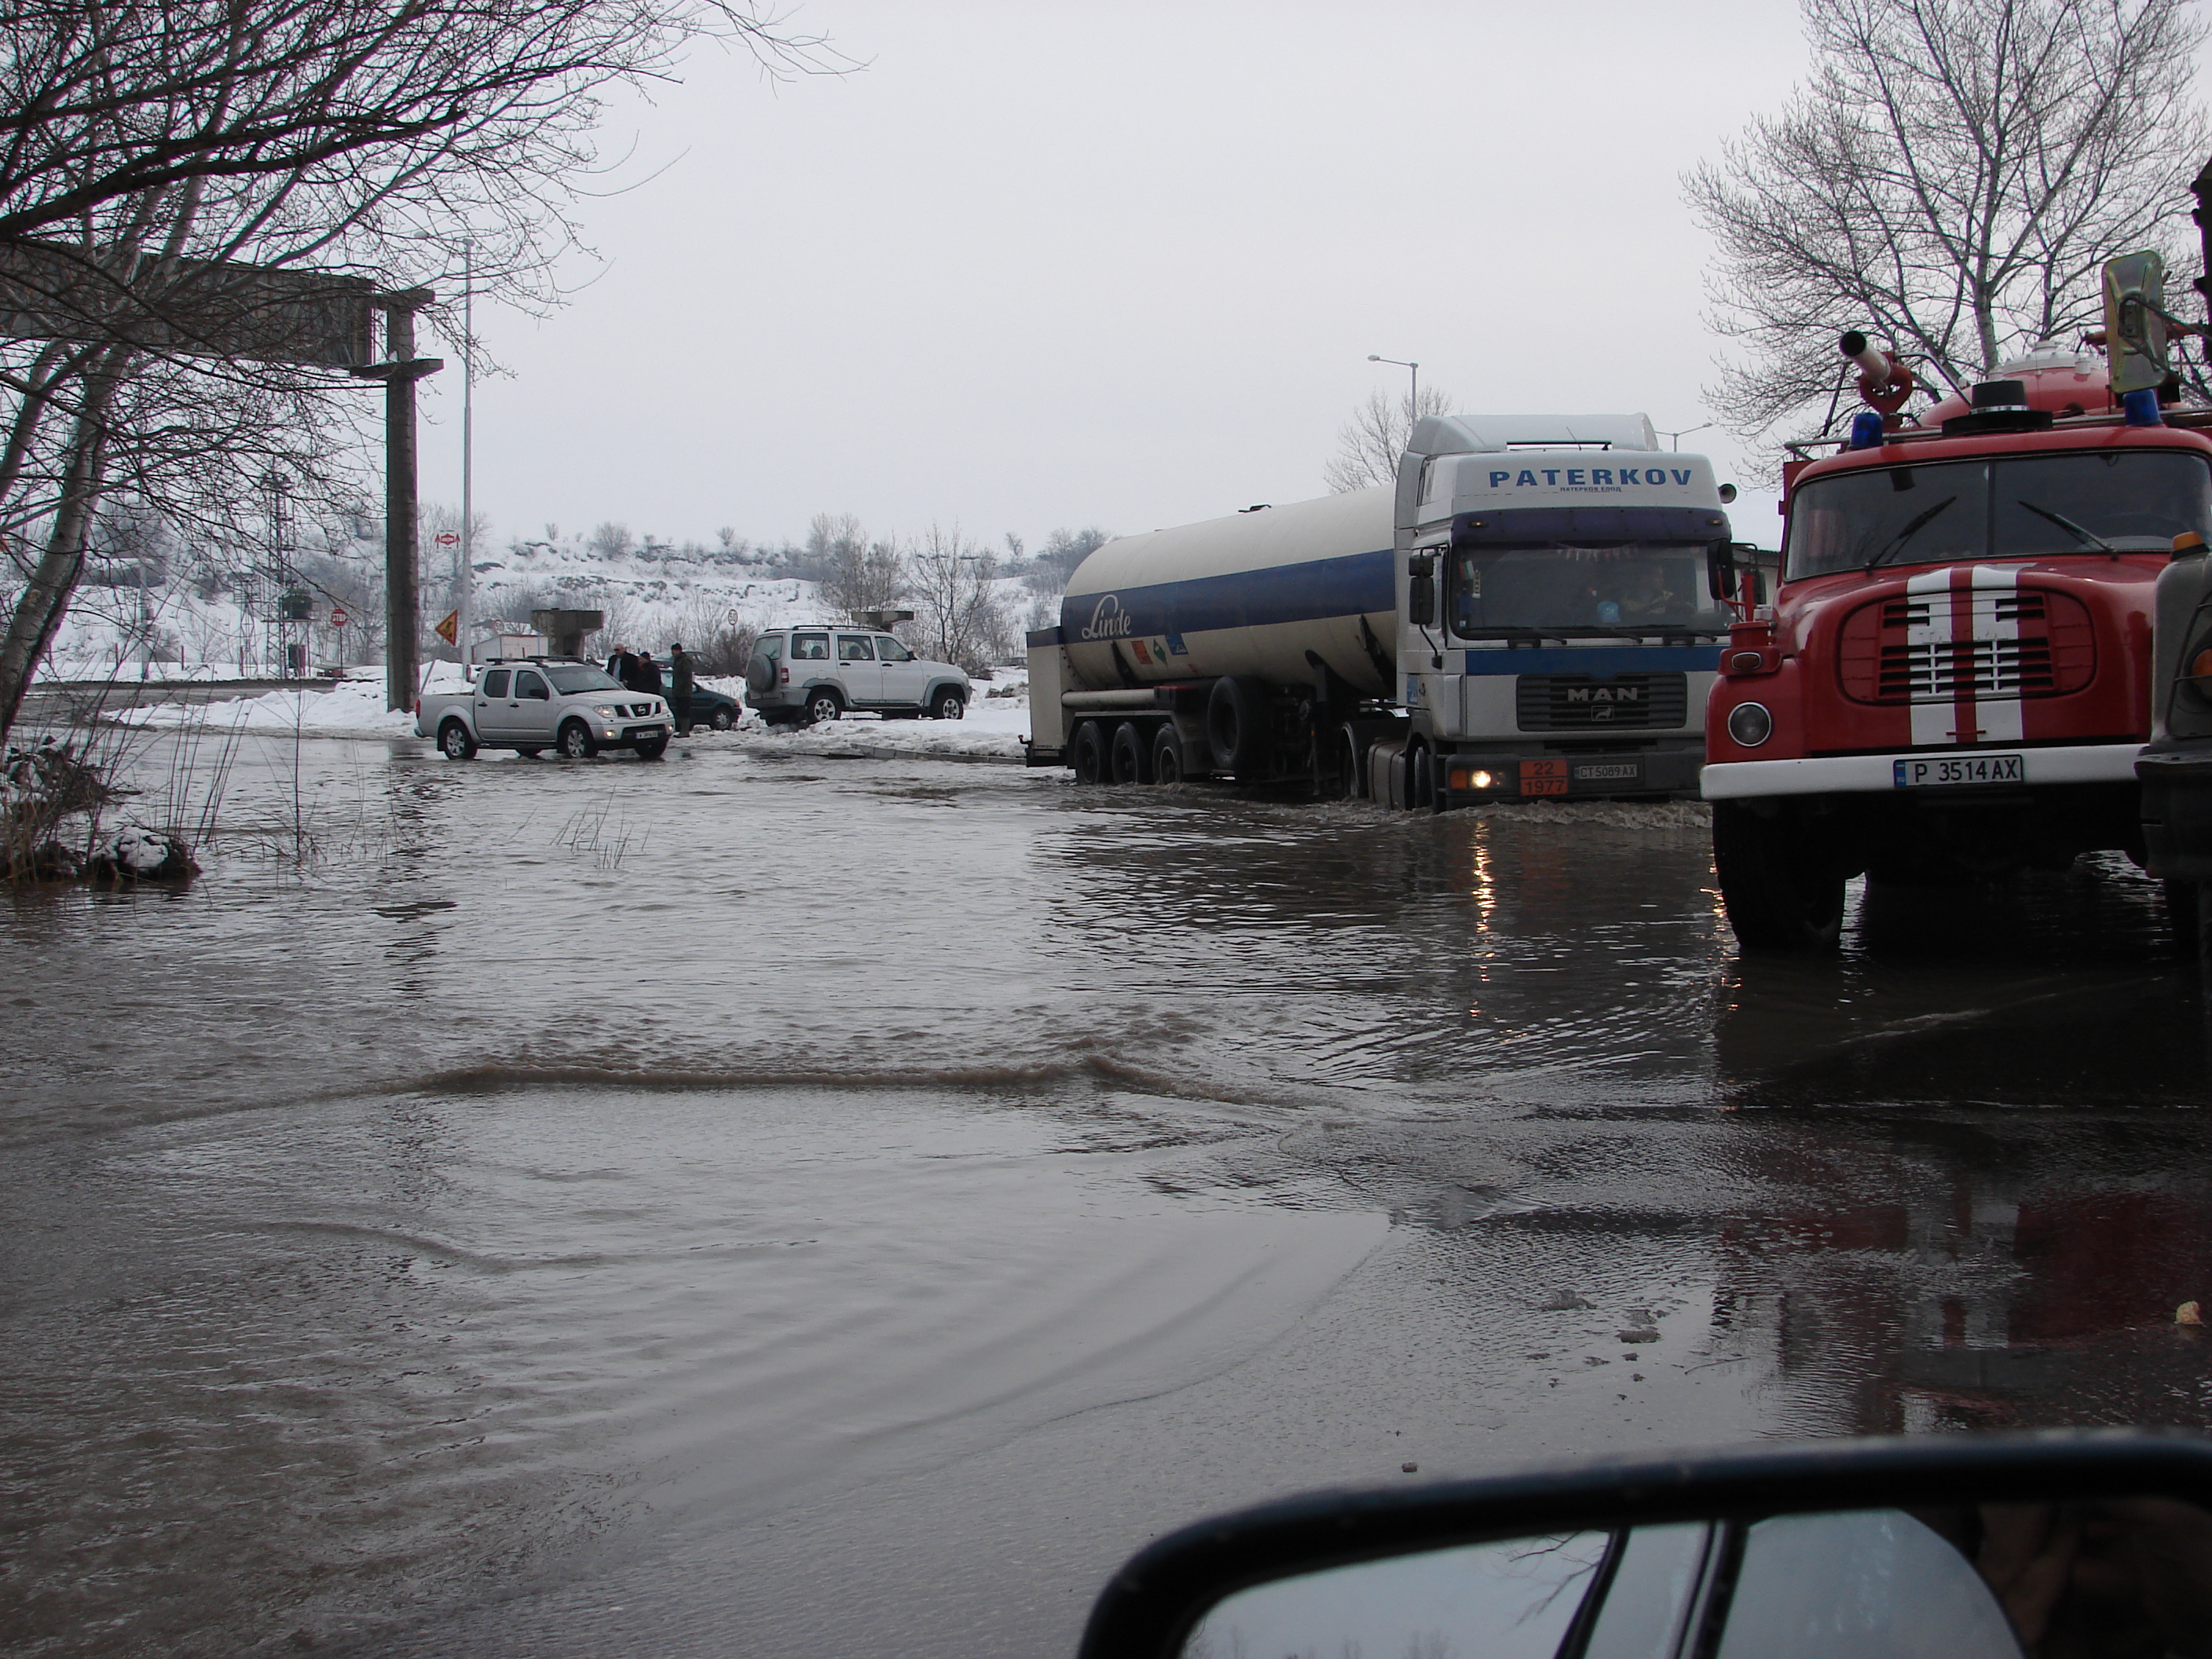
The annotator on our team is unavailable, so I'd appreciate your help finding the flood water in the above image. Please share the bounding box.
[7,730,2212,1657]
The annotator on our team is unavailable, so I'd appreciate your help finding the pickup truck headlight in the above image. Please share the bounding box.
[591,704,619,718]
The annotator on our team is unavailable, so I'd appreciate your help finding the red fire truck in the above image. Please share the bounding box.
[1703,323,2212,949]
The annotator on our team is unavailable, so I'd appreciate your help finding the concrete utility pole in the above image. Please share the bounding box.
[460,241,474,662]
[352,290,442,712]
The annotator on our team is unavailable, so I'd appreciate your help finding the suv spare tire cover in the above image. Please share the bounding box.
[745,654,776,694]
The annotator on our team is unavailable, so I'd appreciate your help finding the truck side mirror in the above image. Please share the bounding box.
[1408,554,1437,627]
[1707,541,1740,602]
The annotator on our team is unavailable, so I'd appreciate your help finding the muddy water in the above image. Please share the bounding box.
[5,732,2211,1657]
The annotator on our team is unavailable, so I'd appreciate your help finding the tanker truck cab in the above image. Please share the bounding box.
[1396,413,1737,804]
[1027,412,1738,806]
[1706,333,2212,950]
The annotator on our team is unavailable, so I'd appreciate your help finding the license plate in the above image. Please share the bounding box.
[1892,753,2026,788]
[1519,758,1568,797]
[1573,763,1640,782]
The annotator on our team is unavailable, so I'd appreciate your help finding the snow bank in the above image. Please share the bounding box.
[112,677,416,740]
[719,695,1031,764]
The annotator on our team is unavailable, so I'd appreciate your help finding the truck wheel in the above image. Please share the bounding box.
[1207,676,1270,778]
[558,720,596,760]
[1110,722,1152,785]
[1712,800,1846,950]
[515,747,543,758]
[438,720,476,760]
[929,688,965,720]
[1152,726,1185,784]
[804,689,842,727]
[1071,720,1108,785]
[2164,879,2204,958]
[1338,724,1368,799]
[634,734,669,760]
[710,707,734,731]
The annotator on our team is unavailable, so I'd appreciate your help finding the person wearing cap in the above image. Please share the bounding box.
[632,650,664,698]
[668,643,695,734]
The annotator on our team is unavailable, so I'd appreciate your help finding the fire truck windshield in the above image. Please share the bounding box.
[1785,450,2212,580]
[1447,542,1728,639]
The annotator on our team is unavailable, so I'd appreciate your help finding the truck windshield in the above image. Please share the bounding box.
[1447,543,1727,639]
[1785,450,2212,580]
[544,665,621,693]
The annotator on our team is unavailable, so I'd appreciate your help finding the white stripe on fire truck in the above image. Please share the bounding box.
[1901,565,2025,745]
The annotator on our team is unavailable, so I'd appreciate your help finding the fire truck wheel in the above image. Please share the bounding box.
[2164,879,2207,958]
[1712,801,1845,951]
[1071,720,1108,786]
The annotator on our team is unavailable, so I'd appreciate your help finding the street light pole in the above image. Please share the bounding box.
[459,239,474,664]
[1657,422,1712,452]
[1368,353,1419,413]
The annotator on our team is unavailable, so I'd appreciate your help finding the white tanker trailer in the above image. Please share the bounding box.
[1026,412,1753,805]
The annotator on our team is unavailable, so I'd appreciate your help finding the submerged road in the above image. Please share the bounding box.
[5,730,2210,1657]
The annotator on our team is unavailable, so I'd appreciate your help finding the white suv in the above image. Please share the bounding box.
[744,628,970,727]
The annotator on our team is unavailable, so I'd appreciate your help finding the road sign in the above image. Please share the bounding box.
[330,605,350,628]
[434,610,459,645]
[727,607,743,624]
[434,532,460,546]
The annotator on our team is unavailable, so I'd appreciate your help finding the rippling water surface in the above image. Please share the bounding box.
[6,732,2211,1657]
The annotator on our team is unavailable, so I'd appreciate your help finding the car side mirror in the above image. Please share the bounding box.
[1408,554,1437,628]
[1077,1432,2212,1659]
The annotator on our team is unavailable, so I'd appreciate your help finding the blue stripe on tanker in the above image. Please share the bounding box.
[1061,548,1394,642]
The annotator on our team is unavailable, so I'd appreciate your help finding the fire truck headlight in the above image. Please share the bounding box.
[1727,701,1774,747]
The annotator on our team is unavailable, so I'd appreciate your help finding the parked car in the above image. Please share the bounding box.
[415,658,673,760]
[679,683,742,732]
[743,627,969,727]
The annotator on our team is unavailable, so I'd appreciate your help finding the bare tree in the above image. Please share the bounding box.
[805,511,903,619]
[0,0,840,740]
[907,524,1011,672]
[588,522,636,560]
[1686,0,2210,441]
[1324,384,1456,493]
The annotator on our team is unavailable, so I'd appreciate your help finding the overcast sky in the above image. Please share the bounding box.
[407,0,2199,558]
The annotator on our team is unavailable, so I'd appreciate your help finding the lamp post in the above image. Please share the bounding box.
[1368,353,1419,412]
[1657,422,1712,452]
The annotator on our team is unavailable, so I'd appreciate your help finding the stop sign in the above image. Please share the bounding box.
[330,606,349,628]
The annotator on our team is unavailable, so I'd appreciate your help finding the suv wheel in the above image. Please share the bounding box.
[558,720,596,760]
[929,688,965,720]
[438,720,477,760]
[804,689,842,727]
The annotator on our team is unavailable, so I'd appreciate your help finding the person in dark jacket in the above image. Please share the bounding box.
[604,643,636,687]
[633,650,665,696]
[668,643,695,734]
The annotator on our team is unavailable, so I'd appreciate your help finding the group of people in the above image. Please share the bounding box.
[603,641,696,733]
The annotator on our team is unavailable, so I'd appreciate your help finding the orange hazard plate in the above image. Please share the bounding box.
[1519,758,1569,797]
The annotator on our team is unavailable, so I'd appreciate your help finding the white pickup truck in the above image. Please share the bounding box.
[415,658,674,760]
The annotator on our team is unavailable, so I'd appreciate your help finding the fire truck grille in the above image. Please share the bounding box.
[1837,588,2097,704]
[1515,673,1688,731]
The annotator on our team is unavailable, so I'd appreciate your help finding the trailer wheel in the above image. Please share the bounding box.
[1152,725,1185,784]
[1712,800,1846,950]
[1207,676,1270,778]
[1071,720,1108,785]
[1110,722,1152,785]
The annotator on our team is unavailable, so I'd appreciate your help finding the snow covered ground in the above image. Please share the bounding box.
[108,664,1038,760]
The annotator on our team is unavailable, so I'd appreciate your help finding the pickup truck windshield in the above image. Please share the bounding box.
[1785,450,2212,580]
[1448,543,1727,639]
[544,665,621,693]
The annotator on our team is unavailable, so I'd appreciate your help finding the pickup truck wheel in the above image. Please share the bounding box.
[709,707,734,731]
[634,734,669,760]
[515,747,543,758]
[1110,722,1152,785]
[1071,720,1108,785]
[929,689,965,720]
[438,720,477,760]
[1713,800,1846,950]
[558,720,596,760]
[804,689,842,727]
